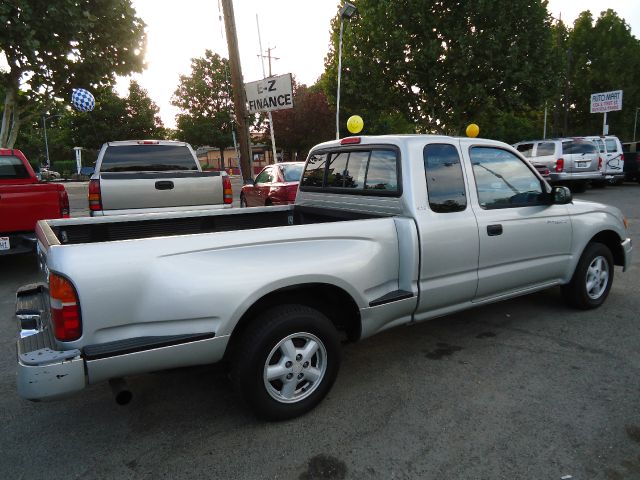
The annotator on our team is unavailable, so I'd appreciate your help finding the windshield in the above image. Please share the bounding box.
[282,163,304,182]
[100,145,197,172]
[0,155,30,179]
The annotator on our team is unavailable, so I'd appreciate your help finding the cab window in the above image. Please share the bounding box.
[423,144,466,213]
[255,167,274,184]
[470,147,545,209]
[536,142,555,156]
[516,143,533,157]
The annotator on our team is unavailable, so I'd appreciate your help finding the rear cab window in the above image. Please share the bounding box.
[0,155,30,179]
[536,142,555,156]
[301,147,400,196]
[100,144,198,172]
[605,138,619,153]
[423,144,467,213]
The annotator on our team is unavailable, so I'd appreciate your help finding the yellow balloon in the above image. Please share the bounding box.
[466,123,480,138]
[347,115,364,134]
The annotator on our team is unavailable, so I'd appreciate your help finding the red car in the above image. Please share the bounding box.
[240,162,304,207]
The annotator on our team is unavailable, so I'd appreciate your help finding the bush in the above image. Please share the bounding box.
[51,160,77,178]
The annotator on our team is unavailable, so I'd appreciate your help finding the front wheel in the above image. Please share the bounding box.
[231,305,341,420]
[562,242,614,309]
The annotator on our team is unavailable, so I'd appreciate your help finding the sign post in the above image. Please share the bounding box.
[590,90,623,135]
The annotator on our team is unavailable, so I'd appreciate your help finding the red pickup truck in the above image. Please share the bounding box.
[0,149,69,255]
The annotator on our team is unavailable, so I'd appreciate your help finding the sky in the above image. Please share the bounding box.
[116,0,640,129]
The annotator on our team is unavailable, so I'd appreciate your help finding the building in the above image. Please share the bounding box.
[195,142,281,176]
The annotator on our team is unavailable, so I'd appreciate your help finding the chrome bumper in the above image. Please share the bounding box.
[15,283,86,400]
[622,238,632,272]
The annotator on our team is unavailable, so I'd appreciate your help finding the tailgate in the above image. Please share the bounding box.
[0,183,63,233]
[99,172,224,210]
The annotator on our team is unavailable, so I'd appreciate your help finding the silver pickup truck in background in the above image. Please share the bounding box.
[15,135,632,420]
[88,140,232,216]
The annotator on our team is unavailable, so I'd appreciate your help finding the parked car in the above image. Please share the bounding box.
[0,149,69,255]
[513,138,603,192]
[15,135,632,420]
[240,162,304,207]
[89,140,232,216]
[622,141,639,182]
[530,162,550,180]
[585,135,624,185]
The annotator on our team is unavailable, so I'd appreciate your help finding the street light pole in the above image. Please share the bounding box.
[634,107,639,142]
[335,2,357,140]
[41,113,61,168]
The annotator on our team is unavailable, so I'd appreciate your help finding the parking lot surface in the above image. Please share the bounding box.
[1,182,639,479]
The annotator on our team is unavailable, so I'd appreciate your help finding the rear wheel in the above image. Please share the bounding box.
[231,305,341,420]
[562,242,614,309]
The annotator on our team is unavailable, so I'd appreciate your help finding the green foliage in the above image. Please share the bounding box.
[270,82,335,158]
[0,0,146,147]
[322,0,554,139]
[564,10,640,139]
[172,50,234,153]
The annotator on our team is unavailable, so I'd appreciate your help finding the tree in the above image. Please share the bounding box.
[322,0,555,140]
[270,82,335,160]
[0,0,146,147]
[68,81,165,149]
[566,10,640,138]
[172,50,234,164]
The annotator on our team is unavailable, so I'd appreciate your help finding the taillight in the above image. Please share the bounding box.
[621,153,625,162]
[59,188,70,218]
[49,273,82,341]
[555,158,564,173]
[598,157,603,170]
[88,179,102,211]
[286,184,298,202]
[222,175,232,204]
[341,137,361,145]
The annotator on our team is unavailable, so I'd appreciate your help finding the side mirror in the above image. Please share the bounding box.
[552,186,572,204]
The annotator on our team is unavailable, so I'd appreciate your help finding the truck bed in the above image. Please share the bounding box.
[45,205,385,245]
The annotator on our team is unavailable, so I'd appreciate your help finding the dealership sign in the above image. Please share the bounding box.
[590,90,623,113]
[245,73,294,114]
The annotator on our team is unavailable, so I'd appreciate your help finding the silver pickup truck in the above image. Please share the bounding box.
[89,140,232,216]
[15,135,632,420]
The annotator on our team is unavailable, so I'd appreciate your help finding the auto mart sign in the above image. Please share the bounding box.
[590,90,623,113]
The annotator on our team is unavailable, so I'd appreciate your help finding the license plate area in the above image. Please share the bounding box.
[0,236,10,250]
[575,161,588,168]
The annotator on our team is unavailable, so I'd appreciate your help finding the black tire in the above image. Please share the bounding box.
[571,181,587,193]
[231,304,341,420]
[562,242,614,310]
[240,194,247,208]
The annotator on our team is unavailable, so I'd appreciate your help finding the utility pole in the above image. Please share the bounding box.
[259,46,279,77]
[221,0,252,183]
[256,16,278,165]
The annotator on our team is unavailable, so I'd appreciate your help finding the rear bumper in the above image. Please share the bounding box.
[549,172,604,183]
[0,232,36,256]
[15,283,86,401]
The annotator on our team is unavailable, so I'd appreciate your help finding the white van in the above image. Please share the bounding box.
[585,135,624,185]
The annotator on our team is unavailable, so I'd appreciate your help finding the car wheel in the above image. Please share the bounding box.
[562,242,614,310]
[231,304,341,420]
[571,181,587,193]
[240,194,247,208]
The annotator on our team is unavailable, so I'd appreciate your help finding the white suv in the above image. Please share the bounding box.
[585,135,625,185]
[513,138,603,192]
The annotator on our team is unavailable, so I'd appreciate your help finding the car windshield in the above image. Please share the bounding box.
[282,163,304,182]
[100,145,198,172]
[0,155,30,179]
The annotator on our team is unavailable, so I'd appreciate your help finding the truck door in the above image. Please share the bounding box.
[414,142,480,318]
[463,146,572,300]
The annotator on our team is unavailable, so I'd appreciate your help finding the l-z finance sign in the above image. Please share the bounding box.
[590,90,623,113]
[245,73,294,114]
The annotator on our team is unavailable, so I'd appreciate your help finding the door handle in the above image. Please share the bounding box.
[155,180,174,190]
[487,224,503,236]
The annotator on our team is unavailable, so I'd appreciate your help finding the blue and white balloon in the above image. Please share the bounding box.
[71,88,95,112]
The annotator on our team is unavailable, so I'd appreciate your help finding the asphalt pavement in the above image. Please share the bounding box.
[0,181,639,479]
